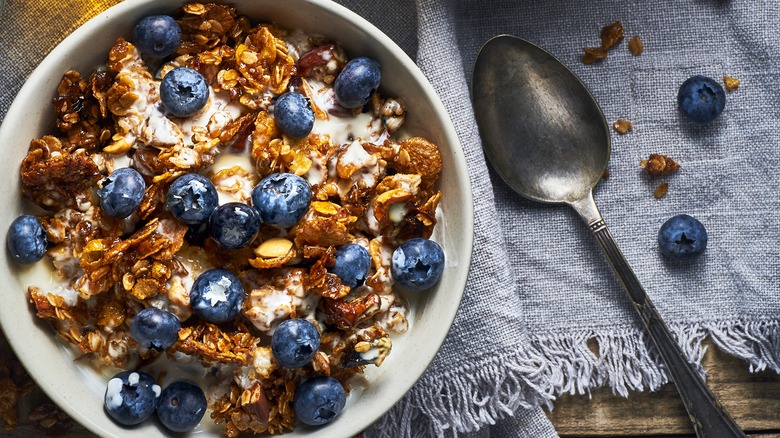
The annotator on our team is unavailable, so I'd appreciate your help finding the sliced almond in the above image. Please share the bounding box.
[254,237,293,259]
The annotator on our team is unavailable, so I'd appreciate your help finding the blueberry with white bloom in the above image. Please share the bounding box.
[274,92,315,138]
[294,376,346,426]
[104,370,160,426]
[166,173,218,225]
[132,15,182,58]
[7,215,47,265]
[156,381,207,432]
[271,318,320,368]
[190,268,244,324]
[331,244,371,289]
[251,173,312,229]
[160,67,209,118]
[97,167,146,219]
[391,238,445,292]
[658,214,708,260]
[334,57,381,108]
[130,308,181,351]
[209,202,261,249]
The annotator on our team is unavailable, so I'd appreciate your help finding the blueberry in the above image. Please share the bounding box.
[271,318,320,368]
[156,381,207,432]
[97,167,146,219]
[658,214,708,260]
[677,75,726,123]
[104,370,160,426]
[391,238,445,291]
[331,244,371,289]
[7,215,46,265]
[274,92,315,138]
[130,308,181,351]
[160,67,209,118]
[166,173,218,225]
[132,15,182,58]
[209,202,261,249]
[190,268,245,324]
[334,57,381,108]
[293,376,346,426]
[251,173,312,228]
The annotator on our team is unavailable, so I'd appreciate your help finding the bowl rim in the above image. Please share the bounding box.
[0,0,474,436]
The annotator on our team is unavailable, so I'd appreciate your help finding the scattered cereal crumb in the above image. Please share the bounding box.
[0,335,34,431]
[612,119,633,135]
[600,21,625,49]
[28,403,73,435]
[628,35,644,56]
[0,378,18,431]
[582,47,609,64]
[602,169,610,180]
[583,21,624,64]
[723,76,740,91]
[654,182,669,199]
[640,153,680,178]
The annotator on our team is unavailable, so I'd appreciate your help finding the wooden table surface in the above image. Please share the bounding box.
[2,334,778,437]
[547,338,780,437]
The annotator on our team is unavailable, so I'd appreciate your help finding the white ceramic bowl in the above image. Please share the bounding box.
[0,0,473,436]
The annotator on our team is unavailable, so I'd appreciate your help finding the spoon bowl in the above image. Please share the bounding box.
[473,34,745,438]
[473,36,609,204]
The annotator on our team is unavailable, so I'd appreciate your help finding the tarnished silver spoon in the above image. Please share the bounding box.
[472,35,744,438]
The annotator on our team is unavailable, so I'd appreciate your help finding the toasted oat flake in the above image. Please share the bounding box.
[654,182,669,199]
[612,119,633,135]
[628,35,644,56]
[723,76,740,91]
[582,47,609,64]
[600,21,625,49]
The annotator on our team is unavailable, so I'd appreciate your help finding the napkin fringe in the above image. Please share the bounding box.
[367,348,556,437]
[529,319,780,399]
[708,319,780,373]
[368,319,780,437]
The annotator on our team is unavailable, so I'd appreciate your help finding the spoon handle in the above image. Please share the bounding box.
[571,196,745,438]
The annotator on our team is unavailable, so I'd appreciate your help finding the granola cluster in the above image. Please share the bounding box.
[641,153,680,199]
[20,3,443,436]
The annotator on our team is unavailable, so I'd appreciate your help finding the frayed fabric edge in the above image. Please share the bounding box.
[365,319,780,438]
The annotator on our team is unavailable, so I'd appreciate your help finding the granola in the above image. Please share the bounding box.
[628,35,644,56]
[654,182,670,199]
[612,119,633,135]
[17,2,445,435]
[582,21,625,64]
[28,403,74,436]
[723,76,740,91]
[641,153,680,179]
[600,21,625,50]
[641,154,679,199]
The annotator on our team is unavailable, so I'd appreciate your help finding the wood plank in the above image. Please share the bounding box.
[547,339,780,436]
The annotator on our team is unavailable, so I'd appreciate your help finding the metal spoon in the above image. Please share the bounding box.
[472,35,745,438]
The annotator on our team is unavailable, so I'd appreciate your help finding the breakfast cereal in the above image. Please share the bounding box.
[17,2,444,435]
